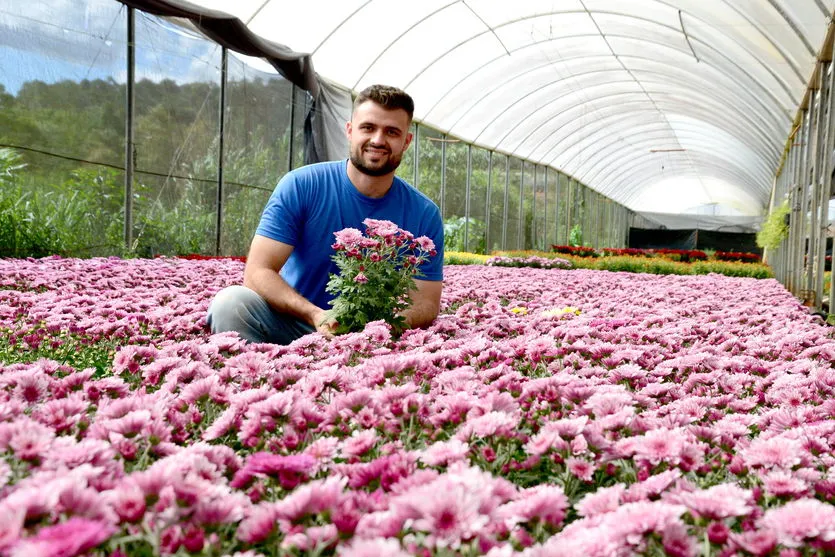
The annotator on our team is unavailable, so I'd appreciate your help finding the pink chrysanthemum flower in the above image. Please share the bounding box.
[455,411,519,440]
[761,470,808,498]
[759,499,835,547]
[280,524,338,552]
[230,453,316,490]
[566,458,596,482]
[11,518,115,557]
[624,469,682,503]
[272,476,347,522]
[742,436,804,469]
[419,439,470,467]
[398,481,489,547]
[414,236,435,252]
[7,420,54,461]
[341,430,378,458]
[496,485,568,528]
[619,428,689,466]
[333,228,365,249]
[337,538,411,557]
[236,503,279,544]
[575,484,626,517]
[677,483,753,519]
[524,429,567,456]
[730,529,777,556]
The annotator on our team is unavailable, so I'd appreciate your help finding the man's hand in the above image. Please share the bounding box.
[311,308,338,337]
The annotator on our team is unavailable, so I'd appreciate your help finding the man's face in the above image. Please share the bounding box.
[347,101,413,177]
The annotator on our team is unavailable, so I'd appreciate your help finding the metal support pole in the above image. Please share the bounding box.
[485,151,492,253]
[464,144,472,252]
[502,157,509,250]
[413,125,420,189]
[785,135,798,290]
[440,137,447,219]
[793,111,811,296]
[124,7,135,252]
[518,161,525,250]
[820,60,835,310]
[215,47,227,256]
[288,85,296,172]
[806,87,820,300]
[555,172,565,245]
[813,62,831,309]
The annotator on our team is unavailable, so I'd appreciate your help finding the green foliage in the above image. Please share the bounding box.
[1,77,300,258]
[444,252,490,265]
[0,148,65,257]
[691,261,774,279]
[0,326,119,375]
[443,216,486,254]
[756,201,790,250]
[594,256,689,275]
[569,223,584,247]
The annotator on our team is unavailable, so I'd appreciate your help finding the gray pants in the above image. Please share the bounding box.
[206,285,315,345]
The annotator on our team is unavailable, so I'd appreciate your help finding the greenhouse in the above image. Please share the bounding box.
[4,0,835,555]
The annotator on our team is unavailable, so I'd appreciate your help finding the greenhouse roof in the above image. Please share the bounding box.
[157,1,835,217]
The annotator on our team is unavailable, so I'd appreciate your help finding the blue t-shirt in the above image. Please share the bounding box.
[255,159,444,309]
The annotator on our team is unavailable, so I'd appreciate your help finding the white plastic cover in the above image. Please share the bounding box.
[153,0,835,215]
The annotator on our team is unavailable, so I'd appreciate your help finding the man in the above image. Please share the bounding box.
[207,84,444,344]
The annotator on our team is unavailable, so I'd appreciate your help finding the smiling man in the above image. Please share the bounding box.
[207,84,444,345]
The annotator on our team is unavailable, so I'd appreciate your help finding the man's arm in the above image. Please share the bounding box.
[401,278,443,329]
[243,235,335,335]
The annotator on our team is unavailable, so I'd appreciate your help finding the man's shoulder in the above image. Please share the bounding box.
[287,159,345,182]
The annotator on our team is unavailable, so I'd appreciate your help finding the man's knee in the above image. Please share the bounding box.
[207,285,263,333]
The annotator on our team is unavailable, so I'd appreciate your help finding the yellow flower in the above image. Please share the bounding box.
[510,307,528,315]
[542,306,581,317]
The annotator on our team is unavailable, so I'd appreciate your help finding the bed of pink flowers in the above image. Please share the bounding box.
[2,256,835,557]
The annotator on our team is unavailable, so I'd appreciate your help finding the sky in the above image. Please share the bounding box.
[0,0,228,95]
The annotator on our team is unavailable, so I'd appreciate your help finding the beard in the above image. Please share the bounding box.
[350,143,403,177]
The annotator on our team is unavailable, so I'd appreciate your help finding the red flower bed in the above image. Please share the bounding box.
[551,245,598,257]
[715,251,762,263]
[601,248,653,258]
[654,248,708,262]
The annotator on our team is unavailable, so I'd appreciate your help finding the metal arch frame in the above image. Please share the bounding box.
[541,87,780,171]
[584,138,770,194]
[515,57,789,159]
[599,155,770,205]
[591,138,774,196]
[446,56,627,134]
[556,103,778,178]
[555,87,781,164]
[520,89,778,169]
[347,0,460,89]
[507,59,788,155]
[525,100,668,159]
[766,0,823,53]
[486,69,664,147]
[416,11,795,127]
[491,64,785,155]
[576,126,774,188]
[601,162,765,210]
[446,31,792,145]
[588,141,773,199]
[537,106,772,173]
[648,98,785,159]
[568,130,771,191]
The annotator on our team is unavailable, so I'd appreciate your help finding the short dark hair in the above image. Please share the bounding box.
[353,84,414,122]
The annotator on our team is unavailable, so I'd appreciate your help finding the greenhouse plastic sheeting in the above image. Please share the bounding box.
[14,0,835,218]
[184,0,834,217]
